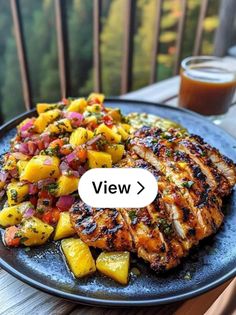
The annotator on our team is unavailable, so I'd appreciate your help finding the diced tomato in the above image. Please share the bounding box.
[28,141,37,155]
[37,139,45,151]
[88,97,101,105]
[62,98,69,105]
[60,144,73,155]
[51,208,60,224]
[48,139,64,149]
[42,211,52,224]
[42,208,60,225]
[102,115,113,127]
[5,226,20,247]
[76,149,87,162]
[86,121,98,130]
[38,190,53,200]
[29,196,38,207]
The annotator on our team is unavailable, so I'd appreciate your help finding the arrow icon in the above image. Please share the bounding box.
[137,181,145,195]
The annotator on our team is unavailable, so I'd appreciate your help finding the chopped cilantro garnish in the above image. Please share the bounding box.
[182,181,194,188]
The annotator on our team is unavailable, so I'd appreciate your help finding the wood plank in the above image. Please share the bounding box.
[214,0,236,57]
[193,0,208,56]
[93,0,102,92]
[0,269,75,315]
[150,0,163,84]
[121,0,136,94]
[174,279,232,315]
[121,76,180,103]
[205,278,236,315]
[10,0,32,110]
[173,0,187,75]
[70,302,183,315]
[54,0,70,99]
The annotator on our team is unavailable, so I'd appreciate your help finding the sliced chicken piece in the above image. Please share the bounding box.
[128,128,224,238]
[70,201,134,251]
[189,134,236,187]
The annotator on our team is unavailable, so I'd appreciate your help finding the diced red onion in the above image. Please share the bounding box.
[23,208,35,218]
[59,161,70,173]
[9,168,18,177]
[56,195,75,211]
[66,152,76,163]
[12,152,28,161]
[0,171,8,183]
[18,143,29,155]
[37,178,55,189]
[40,132,51,148]
[43,157,52,166]
[86,134,102,146]
[65,112,83,127]
[20,119,34,132]
[75,166,87,176]
[29,183,38,195]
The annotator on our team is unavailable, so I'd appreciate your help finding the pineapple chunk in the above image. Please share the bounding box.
[54,212,75,241]
[69,127,94,148]
[19,217,54,246]
[61,238,96,278]
[20,155,60,183]
[55,175,79,197]
[88,93,104,103]
[96,251,130,285]
[45,118,72,134]
[96,123,121,143]
[84,116,97,126]
[17,160,28,176]
[0,206,22,227]
[7,182,29,206]
[117,125,129,140]
[0,201,32,227]
[108,108,122,122]
[86,104,102,113]
[36,103,58,114]
[67,98,87,113]
[34,109,61,133]
[105,144,124,163]
[87,150,112,168]
[3,155,17,171]
[120,123,132,133]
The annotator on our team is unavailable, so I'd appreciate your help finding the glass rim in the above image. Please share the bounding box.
[181,56,236,74]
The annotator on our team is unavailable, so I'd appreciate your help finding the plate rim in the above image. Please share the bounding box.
[0,98,235,307]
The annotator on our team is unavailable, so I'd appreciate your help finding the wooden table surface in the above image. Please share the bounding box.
[1,73,236,315]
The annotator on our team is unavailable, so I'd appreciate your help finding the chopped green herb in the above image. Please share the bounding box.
[10,189,18,202]
[166,149,172,157]
[23,247,31,252]
[184,271,192,280]
[182,181,194,188]
[20,237,29,244]
[128,210,137,224]
[45,182,58,194]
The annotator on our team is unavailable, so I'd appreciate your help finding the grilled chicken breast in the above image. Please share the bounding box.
[70,127,236,272]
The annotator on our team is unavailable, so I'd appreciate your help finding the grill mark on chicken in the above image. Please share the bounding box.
[176,138,231,196]
[189,134,236,187]
[70,201,133,251]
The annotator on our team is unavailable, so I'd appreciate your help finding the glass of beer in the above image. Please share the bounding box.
[179,56,236,117]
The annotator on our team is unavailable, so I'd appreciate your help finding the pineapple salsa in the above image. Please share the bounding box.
[0,93,182,284]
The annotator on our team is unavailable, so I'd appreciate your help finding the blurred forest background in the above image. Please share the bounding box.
[0,0,220,122]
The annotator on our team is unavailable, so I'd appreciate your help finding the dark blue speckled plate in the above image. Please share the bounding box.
[0,99,235,307]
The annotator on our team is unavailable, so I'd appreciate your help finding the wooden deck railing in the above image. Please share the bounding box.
[9,0,235,112]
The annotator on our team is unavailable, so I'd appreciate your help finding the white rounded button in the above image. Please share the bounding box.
[78,168,158,208]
